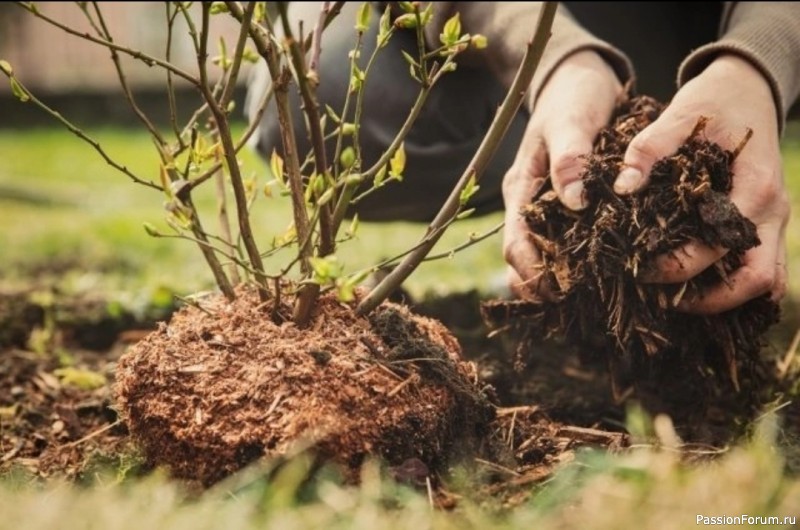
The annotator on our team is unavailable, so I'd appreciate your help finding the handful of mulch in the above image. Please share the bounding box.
[484,95,779,398]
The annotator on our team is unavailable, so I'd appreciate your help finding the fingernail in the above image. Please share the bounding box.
[614,167,643,194]
[563,182,586,210]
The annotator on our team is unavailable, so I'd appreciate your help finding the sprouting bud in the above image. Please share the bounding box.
[306,69,320,88]
[340,146,356,169]
[394,13,417,29]
[471,34,488,49]
[143,222,160,237]
[209,2,229,14]
[0,60,12,76]
[355,3,371,32]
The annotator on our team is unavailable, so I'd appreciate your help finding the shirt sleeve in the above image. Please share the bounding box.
[425,2,634,113]
[678,2,800,132]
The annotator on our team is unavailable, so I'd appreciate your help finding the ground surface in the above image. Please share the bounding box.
[1,124,799,527]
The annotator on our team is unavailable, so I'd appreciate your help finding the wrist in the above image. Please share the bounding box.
[536,50,622,109]
[700,53,778,121]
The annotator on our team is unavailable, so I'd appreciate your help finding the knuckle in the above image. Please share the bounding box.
[550,149,585,182]
[743,266,775,295]
[502,237,524,264]
[625,131,661,163]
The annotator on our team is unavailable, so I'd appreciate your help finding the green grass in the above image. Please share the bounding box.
[0,125,506,299]
[1,418,798,530]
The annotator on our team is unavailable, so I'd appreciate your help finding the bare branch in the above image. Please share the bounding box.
[0,71,160,190]
[15,1,199,86]
[199,2,270,300]
[278,1,334,257]
[357,2,559,315]
[88,2,167,146]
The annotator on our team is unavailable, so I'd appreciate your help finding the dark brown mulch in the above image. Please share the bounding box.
[0,347,130,479]
[484,95,781,441]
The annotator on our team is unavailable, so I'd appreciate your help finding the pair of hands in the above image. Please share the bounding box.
[503,51,790,313]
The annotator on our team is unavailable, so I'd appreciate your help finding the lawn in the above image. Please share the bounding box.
[1,122,799,528]
[0,125,508,299]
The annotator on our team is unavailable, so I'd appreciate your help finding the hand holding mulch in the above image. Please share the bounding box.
[485,94,780,397]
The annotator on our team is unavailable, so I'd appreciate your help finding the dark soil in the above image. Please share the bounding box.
[0,347,130,479]
[0,285,630,497]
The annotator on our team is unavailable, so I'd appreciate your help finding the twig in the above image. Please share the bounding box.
[0,72,160,190]
[220,0,254,110]
[226,0,316,321]
[474,458,522,477]
[164,2,185,142]
[64,420,122,448]
[200,2,270,300]
[778,328,800,380]
[164,3,184,143]
[278,1,334,257]
[187,84,274,192]
[422,221,504,262]
[89,2,166,146]
[15,2,198,85]
[357,2,559,315]
[212,129,241,284]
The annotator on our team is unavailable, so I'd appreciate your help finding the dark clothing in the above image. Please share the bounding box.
[247,3,800,222]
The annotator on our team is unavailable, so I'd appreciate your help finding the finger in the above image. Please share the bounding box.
[614,110,696,195]
[502,183,556,301]
[506,266,558,302]
[676,222,782,314]
[771,236,788,303]
[640,241,728,284]
[544,113,609,211]
[501,129,555,301]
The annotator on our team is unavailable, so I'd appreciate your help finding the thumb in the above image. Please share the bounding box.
[614,111,693,194]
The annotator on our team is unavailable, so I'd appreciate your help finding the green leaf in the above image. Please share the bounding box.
[269,149,285,183]
[318,187,335,206]
[242,47,260,63]
[337,281,356,303]
[53,367,106,391]
[459,174,479,205]
[209,2,229,14]
[346,173,364,186]
[456,208,475,220]
[340,146,356,169]
[10,77,29,102]
[325,104,342,124]
[310,256,344,284]
[440,61,457,73]
[374,165,387,187]
[347,213,360,237]
[397,2,415,13]
[143,222,161,237]
[377,6,392,48]
[440,12,461,46]
[253,2,267,23]
[471,34,488,49]
[306,172,325,198]
[394,13,417,29]
[420,3,434,26]
[400,50,418,68]
[355,3,370,32]
[0,60,12,76]
[389,143,406,178]
[340,123,356,136]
